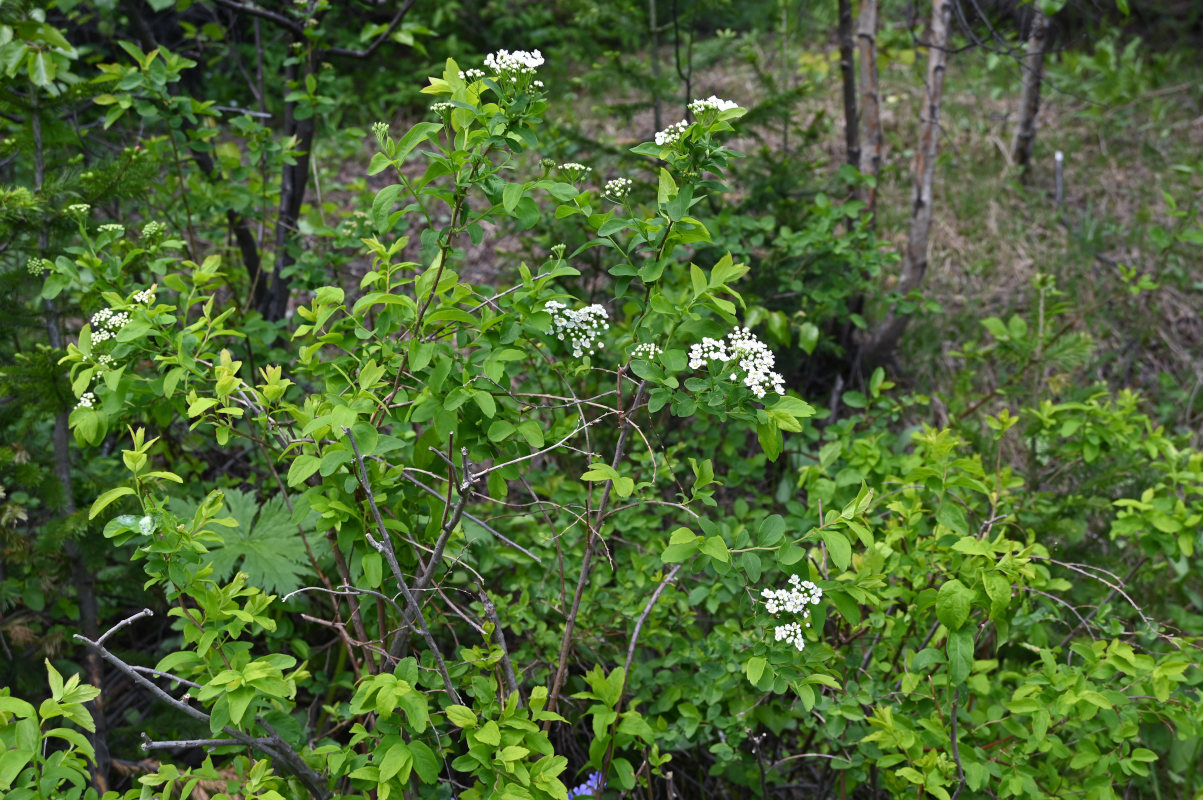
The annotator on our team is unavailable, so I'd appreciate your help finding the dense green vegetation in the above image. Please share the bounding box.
[2,1,1202,798]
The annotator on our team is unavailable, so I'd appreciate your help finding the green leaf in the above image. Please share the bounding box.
[409,740,440,783]
[372,184,402,234]
[487,420,516,442]
[393,121,442,166]
[745,656,766,685]
[287,454,321,487]
[657,168,678,204]
[661,528,698,563]
[936,502,969,535]
[476,719,501,746]
[0,748,34,791]
[798,321,820,354]
[937,579,973,631]
[89,487,134,519]
[983,572,1011,619]
[947,627,974,685]
[757,420,782,462]
[173,490,310,595]
[503,182,524,213]
[699,535,729,563]
[516,420,544,448]
[28,50,54,86]
[821,530,851,572]
[379,742,413,782]
[445,705,477,728]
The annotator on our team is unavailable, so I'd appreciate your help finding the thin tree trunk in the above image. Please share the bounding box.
[1011,8,1049,173]
[33,87,109,796]
[257,48,316,321]
[857,0,883,220]
[838,0,860,172]
[649,0,662,132]
[861,0,953,365]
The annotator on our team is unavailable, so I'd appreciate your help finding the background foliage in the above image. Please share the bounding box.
[1,1,1202,799]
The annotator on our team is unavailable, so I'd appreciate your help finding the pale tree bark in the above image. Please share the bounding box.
[1011,8,1050,173]
[838,0,860,171]
[861,0,953,365]
[857,0,883,220]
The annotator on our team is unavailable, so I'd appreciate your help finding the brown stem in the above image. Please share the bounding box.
[546,381,648,717]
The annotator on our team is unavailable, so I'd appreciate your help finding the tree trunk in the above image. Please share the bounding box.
[857,0,883,220]
[838,0,860,171]
[32,88,110,796]
[649,0,662,132]
[861,0,953,365]
[256,49,316,321]
[1011,8,1049,173]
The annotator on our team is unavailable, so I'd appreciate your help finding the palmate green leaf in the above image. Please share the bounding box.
[170,489,311,595]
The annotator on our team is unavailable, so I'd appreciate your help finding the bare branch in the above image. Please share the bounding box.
[76,612,331,800]
[326,0,417,59]
[345,427,461,703]
[212,0,304,36]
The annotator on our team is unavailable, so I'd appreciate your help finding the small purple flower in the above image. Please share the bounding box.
[567,771,605,799]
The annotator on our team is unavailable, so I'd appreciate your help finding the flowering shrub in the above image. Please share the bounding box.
[4,28,1202,800]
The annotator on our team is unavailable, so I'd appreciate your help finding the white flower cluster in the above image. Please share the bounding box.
[483,49,544,76]
[95,354,114,366]
[26,257,49,276]
[75,392,96,410]
[98,223,125,235]
[688,336,729,369]
[762,574,823,651]
[559,162,592,182]
[458,67,485,81]
[604,177,632,199]
[545,300,609,358]
[729,327,786,398]
[632,342,662,360]
[688,327,785,399]
[67,203,90,217]
[774,622,807,651]
[688,95,739,115]
[133,286,155,304]
[90,308,129,344]
[655,120,691,147]
[431,102,453,115]
[142,221,165,240]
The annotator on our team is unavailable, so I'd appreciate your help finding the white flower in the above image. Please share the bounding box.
[774,622,806,651]
[558,162,592,182]
[763,574,822,651]
[654,120,690,147]
[91,308,129,332]
[141,221,165,239]
[483,49,544,76]
[67,203,90,217]
[98,223,125,235]
[132,286,155,304]
[431,102,453,115]
[96,354,114,366]
[604,177,632,200]
[545,300,609,358]
[632,342,662,360]
[689,327,785,399]
[75,392,96,410]
[688,95,739,116]
[458,68,485,81]
[688,337,729,370]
